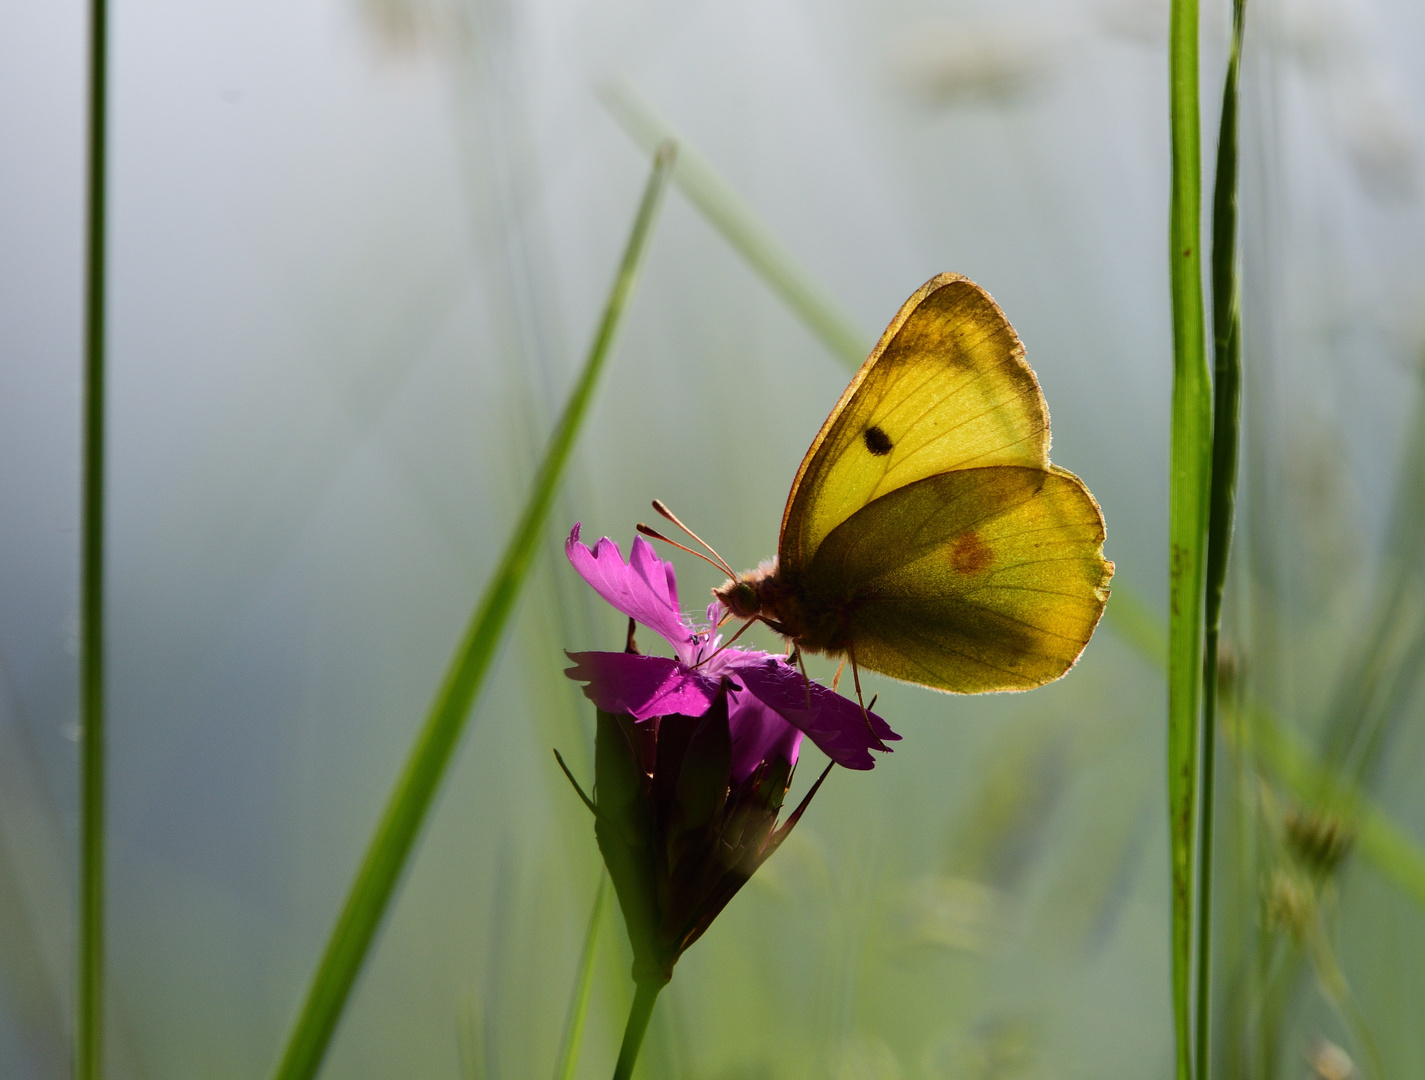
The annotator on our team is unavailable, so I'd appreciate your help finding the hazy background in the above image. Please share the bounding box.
[3,0,1425,1076]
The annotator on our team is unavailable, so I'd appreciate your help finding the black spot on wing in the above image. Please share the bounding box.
[863,425,893,456]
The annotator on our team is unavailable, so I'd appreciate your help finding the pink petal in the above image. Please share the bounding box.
[726,688,802,784]
[565,651,720,720]
[566,525,694,653]
[729,656,899,771]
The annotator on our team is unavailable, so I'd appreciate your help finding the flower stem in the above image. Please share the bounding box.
[267,144,676,1080]
[80,0,111,1075]
[611,981,662,1080]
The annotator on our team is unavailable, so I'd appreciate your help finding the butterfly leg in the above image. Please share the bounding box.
[837,646,883,746]
[831,657,847,693]
[845,642,882,742]
[792,646,812,708]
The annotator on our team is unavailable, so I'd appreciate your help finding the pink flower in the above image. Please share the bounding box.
[564,524,898,775]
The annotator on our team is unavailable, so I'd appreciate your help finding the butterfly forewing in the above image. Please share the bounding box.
[779,274,1051,572]
[801,466,1112,693]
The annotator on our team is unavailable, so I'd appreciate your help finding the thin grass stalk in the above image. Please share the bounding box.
[552,875,609,1080]
[599,79,869,369]
[610,981,662,1080]
[1197,0,1247,1072]
[80,0,111,1075]
[1167,0,1211,1074]
[268,143,676,1080]
[1321,365,1425,785]
[1304,920,1385,1080]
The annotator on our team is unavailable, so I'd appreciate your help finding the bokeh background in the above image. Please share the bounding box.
[3,0,1425,1076]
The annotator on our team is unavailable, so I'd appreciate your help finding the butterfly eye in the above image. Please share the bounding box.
[735,581,760,613]
[716,579,761,618]
[863,425,893,456]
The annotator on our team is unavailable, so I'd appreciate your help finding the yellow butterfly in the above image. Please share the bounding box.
[708,273,1113,694]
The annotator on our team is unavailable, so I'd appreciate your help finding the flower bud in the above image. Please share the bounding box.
[592,685,825,987]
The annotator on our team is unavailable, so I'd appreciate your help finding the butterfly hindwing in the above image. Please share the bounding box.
[799,466,1112,693]
[779,274,1051,572]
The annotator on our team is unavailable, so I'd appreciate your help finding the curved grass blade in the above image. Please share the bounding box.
[600,78,869,369]
[81,0,111,1075]
[551,875,609,1080]
[268,143,676,1080]
[1197,0,1248,1071]
[1167,0,1211,1075]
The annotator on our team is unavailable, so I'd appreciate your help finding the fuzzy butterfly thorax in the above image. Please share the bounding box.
[714,563,854,658]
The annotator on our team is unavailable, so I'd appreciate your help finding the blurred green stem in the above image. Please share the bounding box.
[611,981,662,1080]
[552,876,609,1080]
[1101,589,1425,913]
[1198,0,1247,1071]
[1305,917,1384,1080]
[1242,700,1425,906]
[81,0,111,1075]
[601,79,869,368]
[268,142,676,1080]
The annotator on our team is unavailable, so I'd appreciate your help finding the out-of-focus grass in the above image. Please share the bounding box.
[1217,358,1425,1078]
[268,145,674,1080]
[551,875,607,1080]
[600,79,868,371]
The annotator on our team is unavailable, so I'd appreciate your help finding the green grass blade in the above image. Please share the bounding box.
[600,78,870,369]
[1197,0,1247,1071]
[268,143,676,1080]
[1103,588,1169,670]
[1167,0,1211,1075]
[80,0,111,1076]
[552,875,609,1080]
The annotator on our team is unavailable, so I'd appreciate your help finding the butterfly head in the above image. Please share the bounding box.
[713,560,781,621]
[714,576,761,619]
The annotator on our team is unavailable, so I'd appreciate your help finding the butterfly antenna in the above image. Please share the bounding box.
[636,523,733,576]
[650,499,738,578]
